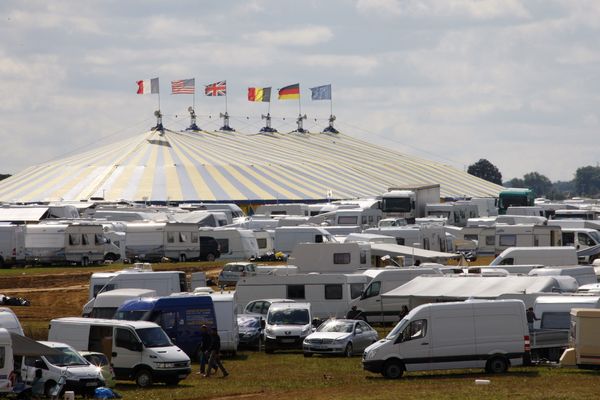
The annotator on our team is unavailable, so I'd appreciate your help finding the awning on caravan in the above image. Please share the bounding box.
[0,207,49,222]
[9,333,62,356]
[381,275,570,301]
[370,243,459,263]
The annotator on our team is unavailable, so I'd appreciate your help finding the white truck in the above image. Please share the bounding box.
[380,184,441,224]
[362,299,529,378]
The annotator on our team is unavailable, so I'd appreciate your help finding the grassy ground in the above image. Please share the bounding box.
[112,351,599,400]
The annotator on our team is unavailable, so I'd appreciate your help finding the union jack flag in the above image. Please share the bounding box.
[205,80,226,96]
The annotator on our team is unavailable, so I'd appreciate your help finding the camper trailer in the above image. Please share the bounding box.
[288,242,372,273]
[125,222,201,262]
[206,228,259,260]
[274,226,335,254]
[236,273,368,319]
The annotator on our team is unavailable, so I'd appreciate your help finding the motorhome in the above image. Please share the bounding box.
[490,247,578,266]
[350,267,444,323]
[288,242,372,273]
[560,228,600,262]
[84,288,158,318]
[114,295,217,359]
[124,222,201,262]
[236,273,368,319]
[205,228,259,260]
[362,300,529,378]
[87,265,187,300]
[48,318,191,387]
[273,226,335,254]
[424,202,479,227]
[494,224,562,255]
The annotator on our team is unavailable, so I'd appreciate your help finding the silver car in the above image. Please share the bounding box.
[217,262,257,286]
[303,319,378,357]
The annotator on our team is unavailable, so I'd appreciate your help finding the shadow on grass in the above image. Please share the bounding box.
[365,370,540,381]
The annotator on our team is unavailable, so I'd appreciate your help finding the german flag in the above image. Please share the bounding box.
[248,87,271,102]
[278,83,300,100]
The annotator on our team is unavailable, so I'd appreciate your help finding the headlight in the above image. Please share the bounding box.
[364,349,377,360]
[334,338,347,343]
[301,327,311,336]
[265,328,274,336]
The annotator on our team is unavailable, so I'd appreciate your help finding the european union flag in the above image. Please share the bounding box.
[310,84,332,100]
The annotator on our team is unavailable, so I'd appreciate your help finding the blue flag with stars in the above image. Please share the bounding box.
[310,84,332,100]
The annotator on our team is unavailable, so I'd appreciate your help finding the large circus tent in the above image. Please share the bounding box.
[0,128,503,203]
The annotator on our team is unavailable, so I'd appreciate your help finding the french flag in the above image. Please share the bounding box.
[136,78,159,94]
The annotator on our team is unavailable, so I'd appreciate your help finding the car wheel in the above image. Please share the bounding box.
[485,356,509,374]
[135,368,153,387]
[383,360,404,379]
[206,253,216,262]
[344,343,353,357]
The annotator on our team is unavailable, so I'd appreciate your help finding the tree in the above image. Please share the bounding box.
[467,159,502,185]
[523,172,553,197]
[504,178,525,188]
[575,166,600,196]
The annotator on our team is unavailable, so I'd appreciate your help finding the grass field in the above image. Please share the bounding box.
[2,262,599,399]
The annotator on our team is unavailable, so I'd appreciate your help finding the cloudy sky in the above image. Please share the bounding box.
[2,0,600,182]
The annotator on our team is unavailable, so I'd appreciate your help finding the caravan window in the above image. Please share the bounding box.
[362,281,380,299]
[167,232,175,243]
[338,216,358,225]
[541,312,570,330]
[179,232,188,242]
[95,234,104,245]
[257,238,267,249]
[362,216,368,225]
[217,239,229,253]
[464,234,478,241]
[333,253,351,264]
[350,283,364,299]
[360,250,367,264]
[0,346,5,369]
[324,284,343,300]
[485,236,495,246]
[69,234,80,245]
[396,238,405,245]
[315,235,323,243]
[82,234,89,245]
[287,285,305,299]
[499,235,517,247]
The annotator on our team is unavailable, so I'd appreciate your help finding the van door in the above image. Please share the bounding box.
[358,281,382,323]
[395,318,431,371]
[112,328,143,378]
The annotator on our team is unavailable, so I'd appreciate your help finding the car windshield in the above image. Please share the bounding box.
[317,320,353,333]
[83,354,109,367]
[45,347,89,367]
[386,319,408,340]
[135,327,172,348]
[238,317,261,328]
[268,308,309,325]
[114,310,150,321]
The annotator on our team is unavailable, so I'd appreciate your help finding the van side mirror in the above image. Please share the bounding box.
[34,359,45,370]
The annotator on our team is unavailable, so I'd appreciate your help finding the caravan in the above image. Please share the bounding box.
[274,226,335,254]
[206,228,259,260]
[125,222,201,262]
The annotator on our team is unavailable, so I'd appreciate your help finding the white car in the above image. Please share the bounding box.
[303,319,378,357]
[20,342,105,397]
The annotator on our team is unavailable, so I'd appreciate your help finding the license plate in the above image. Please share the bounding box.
[281,338,295,343]
[86,382,98,387]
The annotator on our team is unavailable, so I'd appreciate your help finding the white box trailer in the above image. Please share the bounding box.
[125,222,201,262]
[235,273,368,319]
[362,300,529,378]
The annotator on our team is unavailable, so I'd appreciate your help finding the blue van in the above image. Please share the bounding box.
[114,295,216,359]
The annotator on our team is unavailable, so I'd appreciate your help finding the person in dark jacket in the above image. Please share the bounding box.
[198,325,212,375]
[206,327,229,378]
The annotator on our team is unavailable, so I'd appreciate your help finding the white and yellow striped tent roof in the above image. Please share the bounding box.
[0,129,503,203]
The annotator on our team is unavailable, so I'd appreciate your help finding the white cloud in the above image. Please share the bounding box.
[301,54,378,75]
[356,0,530,19]
[243,26,333,47]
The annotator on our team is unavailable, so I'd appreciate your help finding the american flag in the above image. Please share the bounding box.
[171,78,195,94]
[205,80,227,96]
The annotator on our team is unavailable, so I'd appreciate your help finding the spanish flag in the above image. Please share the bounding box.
[248,87,271,102]
[278,83,300,100]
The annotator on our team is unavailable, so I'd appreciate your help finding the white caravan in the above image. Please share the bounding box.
[365,225,448,252]
[84,288,158,318]
[236,273,368,319]
[255,203,309,217]
[288,242,372,273]
[362,300,529,378]
[494,224,562,255]
[0,225,24,267]
[125,222,201,262]
[490,247,578,266]
[533,295,600,330]
[460,226,496,256]
[424,202,479,227]
[468,197,499,217]
[254,230,274,257]
[48,318,191,387]
[205,228,259,260]
[528,266,597,286]
[350,268,443,324]
[273,226,335,254]
[87,265,187,299]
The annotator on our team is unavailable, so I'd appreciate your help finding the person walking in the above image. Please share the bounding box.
[198,325,212,376]
[206,327,229,378]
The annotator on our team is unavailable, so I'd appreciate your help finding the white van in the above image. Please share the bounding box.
[83,288,158,318]
[20,341,105,397]
[264,302,312,353]
[362,300,529,378]
[490,247,578,266]
[48,318,191,387]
